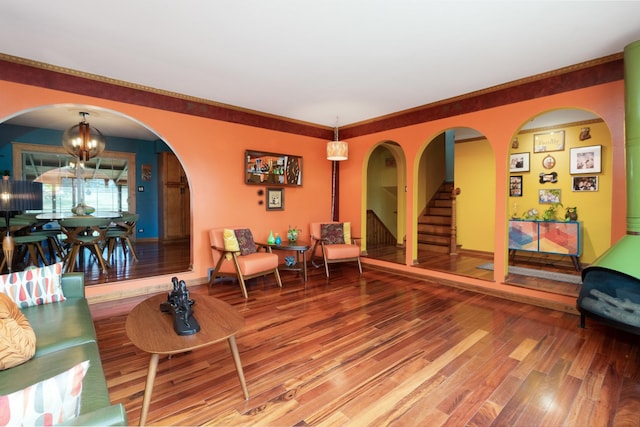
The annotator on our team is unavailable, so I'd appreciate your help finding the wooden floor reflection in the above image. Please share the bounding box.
[364,245,582,297]
[81,239,191,286]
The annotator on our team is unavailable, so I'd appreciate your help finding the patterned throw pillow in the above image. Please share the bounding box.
[0,262,65,309]
[0,294,36,370]
[234,229,257,256]
[0,360,89,426]
[321,223,345,244]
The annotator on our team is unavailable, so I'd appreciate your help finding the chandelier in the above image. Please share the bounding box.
[61,112,106,162]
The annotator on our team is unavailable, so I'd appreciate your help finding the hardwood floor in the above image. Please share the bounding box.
[364,246,583,298]
[77,239,191,286]
[93,263,639,426]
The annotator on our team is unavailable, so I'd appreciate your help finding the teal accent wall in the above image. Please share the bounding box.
[0,124,166,239]
[445,129,455,182]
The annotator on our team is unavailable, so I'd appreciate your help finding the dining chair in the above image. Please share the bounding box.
[208,227,282,299]
[0,217,48,272]
[59,217,112,274]
[310,221,362,277]
[104,212,139,263]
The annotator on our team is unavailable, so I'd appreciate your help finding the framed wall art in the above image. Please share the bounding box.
[509,152,530,172]
[266,187,284,210]
[533,130,565,153]
[509,175,522,197]
[572,175,598,191]
[539,188,561,204]
[570,145,601,174]
[245,150,302,186]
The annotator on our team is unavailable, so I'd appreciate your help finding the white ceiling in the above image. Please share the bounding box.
[1,1,639,137]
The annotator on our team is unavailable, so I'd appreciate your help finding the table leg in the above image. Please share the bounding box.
[139,353,159,426]
[300,249,308,282]
[227,335,249,400]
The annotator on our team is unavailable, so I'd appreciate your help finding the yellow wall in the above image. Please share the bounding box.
[455,138,496,253]
[508,120,612,263]
[367,145,398,237]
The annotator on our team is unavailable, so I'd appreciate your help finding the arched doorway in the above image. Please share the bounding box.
[0,104,192,285]
[363,141,406,264]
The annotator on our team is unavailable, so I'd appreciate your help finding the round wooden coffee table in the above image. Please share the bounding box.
[126,293,249,426]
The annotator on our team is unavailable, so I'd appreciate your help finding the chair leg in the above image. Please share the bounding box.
[324,256,330,278]
[357,257,362,275]
[65,245,79,273]
[91,244,110,274]
[237,275,249,299]
[274,268,282,288]
[124,237,139,261]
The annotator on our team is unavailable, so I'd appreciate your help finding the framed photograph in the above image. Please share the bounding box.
[509,175,523,197]
[533,130,565,153]
[539,188,561,204]
[542,155,556,169]
[570,145,602,174]
[266,187,284,210]
[572,175,599,191]
[509,152,530,172]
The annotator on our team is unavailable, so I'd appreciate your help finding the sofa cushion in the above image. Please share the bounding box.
[21,297,97,357]
[0,360,89,426]
[321,223,345,244]
[234,228,257,255]
[0,262,65,308]
[0,342,111,418]
[0,294,36,370]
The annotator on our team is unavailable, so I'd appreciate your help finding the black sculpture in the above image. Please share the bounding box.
[160,277,200,335]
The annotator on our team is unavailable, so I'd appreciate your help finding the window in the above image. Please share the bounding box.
[13,143,136,214]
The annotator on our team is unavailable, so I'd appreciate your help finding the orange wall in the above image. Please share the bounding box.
[0,78,627,303]
[344,81,625,282]
[0,80,332,300]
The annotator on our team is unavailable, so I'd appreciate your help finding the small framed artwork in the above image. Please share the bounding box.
[141,164,152,181]
[266,187,284,210]
[533,130,565,153]
[509,175,523,197]
[509,152,530,172]
[542,155,556,169]
[539,189,561,204]
[572,175,598,191]
[570,145,602,174]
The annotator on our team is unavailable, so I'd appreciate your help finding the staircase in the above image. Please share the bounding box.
[417,182,454,253]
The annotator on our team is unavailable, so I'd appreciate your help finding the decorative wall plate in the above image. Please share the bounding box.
[542,155,556,169]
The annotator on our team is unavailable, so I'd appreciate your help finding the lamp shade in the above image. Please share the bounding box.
[327,140,348,161]
[62,113,106,162]
[0,180,43,212]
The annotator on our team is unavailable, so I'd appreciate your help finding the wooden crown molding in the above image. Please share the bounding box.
[0,52,623,140]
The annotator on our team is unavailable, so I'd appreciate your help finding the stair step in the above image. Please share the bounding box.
[417,224,451,235]
[419,215,451,225]
[433,199,452,208]
[418,234,450,245]
[426,207,451,216]
[418,242,450,253]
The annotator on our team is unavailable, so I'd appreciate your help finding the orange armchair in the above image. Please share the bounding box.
[310,222,362,277]
[208,227,282,299]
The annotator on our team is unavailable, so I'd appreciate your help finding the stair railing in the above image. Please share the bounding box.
[450,187,461,255]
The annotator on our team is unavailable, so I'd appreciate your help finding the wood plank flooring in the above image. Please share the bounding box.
[93,263,639,426]
[79,239,191,286]
[365,246,583,298]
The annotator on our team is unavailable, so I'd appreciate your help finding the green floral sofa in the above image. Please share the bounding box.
[0,263,127,426]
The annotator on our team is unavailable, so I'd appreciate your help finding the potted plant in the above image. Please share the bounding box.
[287,225,301,242]
[542,202,563,220]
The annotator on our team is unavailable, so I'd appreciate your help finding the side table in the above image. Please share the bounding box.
[268,240,311,281]
[126,294,249,426]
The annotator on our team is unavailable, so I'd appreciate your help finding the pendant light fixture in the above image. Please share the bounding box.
[326,118,348,161]
[61,112,106,162]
